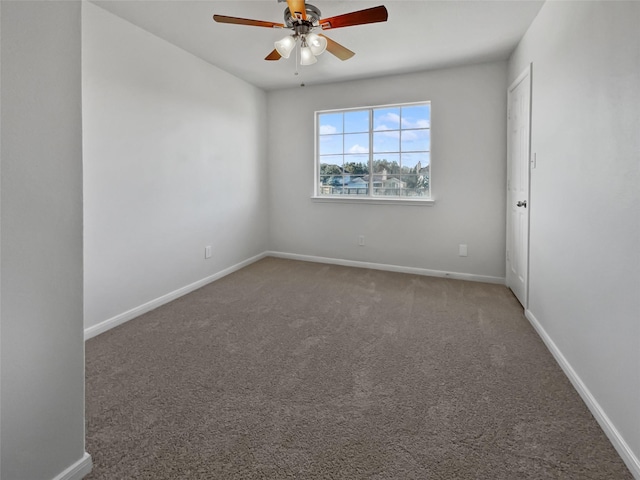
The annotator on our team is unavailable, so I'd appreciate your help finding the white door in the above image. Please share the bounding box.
[506,65,531,308]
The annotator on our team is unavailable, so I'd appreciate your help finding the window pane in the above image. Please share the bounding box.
[373,131,399,153]
[373,187,402,197]
[372,171,404,197]
[336,175,354,195]
[372,154,400,174]
[318,113,343,135]
[400,175,419,189]
[401,152,430,172]
[319,135,343,155]
[373,107,401,131]
[401,104,430,129]
[320,158,343,175]
[401,129,430,152]
[319,175,343,195]
[344,133,369,154]
[344,175,369,195]
[344,110,369,133]
[320,175,342,185]
[343,154,370,174]
[401,175,429,197]
[401,188,429,197]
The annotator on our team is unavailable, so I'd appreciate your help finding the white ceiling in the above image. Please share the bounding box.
[90,0,544,91]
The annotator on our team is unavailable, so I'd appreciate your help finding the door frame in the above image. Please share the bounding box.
[506,63,532,308]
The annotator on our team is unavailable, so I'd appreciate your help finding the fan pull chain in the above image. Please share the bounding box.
[295,40,305,87]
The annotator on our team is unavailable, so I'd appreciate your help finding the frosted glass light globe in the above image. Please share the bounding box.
[300,46,317,65]
[306,33,327,56]
[274,36,296,59]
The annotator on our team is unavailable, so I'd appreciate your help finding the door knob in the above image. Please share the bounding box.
[517,200,527,208]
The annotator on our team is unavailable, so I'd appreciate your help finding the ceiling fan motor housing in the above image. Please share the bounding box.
[284,4,322,28]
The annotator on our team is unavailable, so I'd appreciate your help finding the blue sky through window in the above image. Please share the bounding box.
[320,106,429,141]
[344,110,369,133]
[373,108,400,131]
[401,104,431,129]
[344,133,369,154]
[373,131,399,153]
[318,112,343,135]
[401,129,430,152]
[319,134,342,155]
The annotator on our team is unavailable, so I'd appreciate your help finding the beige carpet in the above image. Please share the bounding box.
[86,257,631,479]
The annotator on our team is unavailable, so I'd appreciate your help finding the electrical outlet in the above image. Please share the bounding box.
[459,244,468,257]
[358,235,365,246]
[205,245,212,259]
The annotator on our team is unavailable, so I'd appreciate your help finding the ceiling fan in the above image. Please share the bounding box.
[213,0,388,65]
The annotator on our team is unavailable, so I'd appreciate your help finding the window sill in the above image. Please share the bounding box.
[310,196,435,206]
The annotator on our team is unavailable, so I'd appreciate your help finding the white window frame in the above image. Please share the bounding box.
[312,101,434,206]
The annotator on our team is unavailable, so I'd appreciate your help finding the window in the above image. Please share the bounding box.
[316,102,431,201]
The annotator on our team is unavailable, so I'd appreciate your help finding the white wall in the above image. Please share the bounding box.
[509,1,640,475]
[82,3,269,334]
[1,1,90,479]
[0,2,3,472]
[267,62,508,280]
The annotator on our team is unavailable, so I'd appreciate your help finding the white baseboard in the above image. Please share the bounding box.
[52,452,92,480]
[266,251,506,285]
[84,252,268,340]
[85,251,503,341]
[525,309,640,479]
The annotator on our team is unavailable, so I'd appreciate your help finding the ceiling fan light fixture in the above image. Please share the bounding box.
[274,35,296,59]
[306,32,327,56]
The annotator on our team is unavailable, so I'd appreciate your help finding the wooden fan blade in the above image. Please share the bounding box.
[265,49,282,61]
[320,34,355,61]
[286,0,307,20]
[213,14,284,29]
[320,5,388,30]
